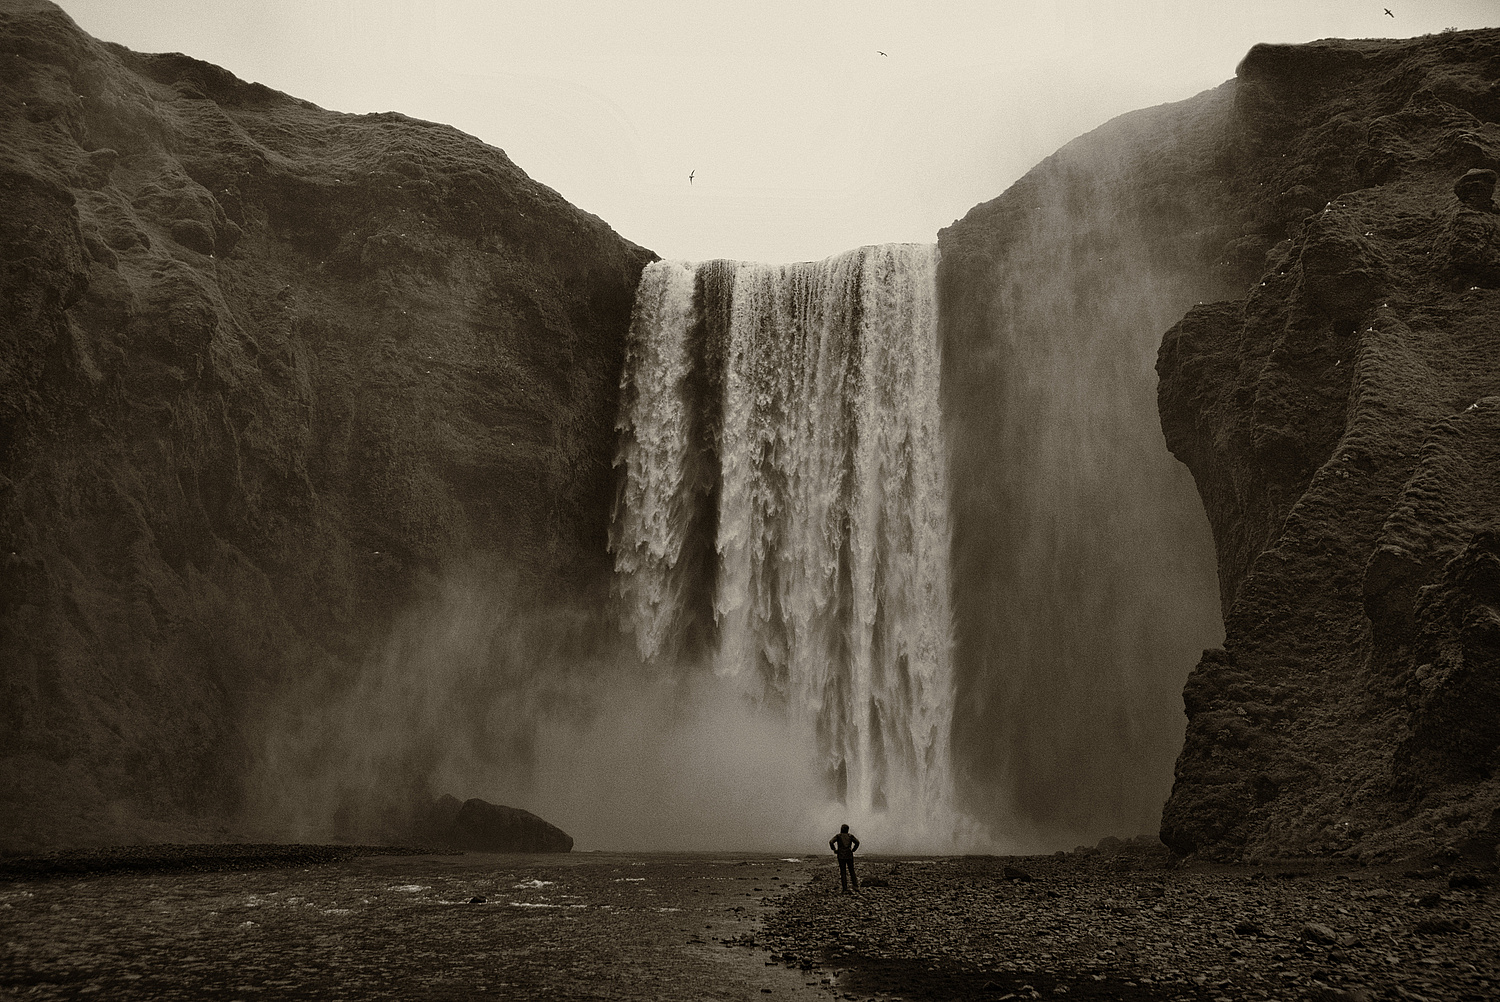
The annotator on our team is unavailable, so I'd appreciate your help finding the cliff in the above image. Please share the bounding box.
[1156,31,1500,860]
[7,0,1499,861]
[0,0,652,848]
[939,27,1500,856]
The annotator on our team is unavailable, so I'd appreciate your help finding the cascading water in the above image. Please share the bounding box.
[612,244,956,834]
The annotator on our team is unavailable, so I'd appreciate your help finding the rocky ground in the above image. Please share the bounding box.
[760,844,1500,1002]
[3,842,1496,1001]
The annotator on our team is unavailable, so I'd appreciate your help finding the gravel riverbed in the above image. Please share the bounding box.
[1,844,1495,1001]
[759,848,1500,1002]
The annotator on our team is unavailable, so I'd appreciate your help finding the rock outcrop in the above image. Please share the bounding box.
[0,0,652,848]
[415,793,573,853]
[1156,32,1500,859]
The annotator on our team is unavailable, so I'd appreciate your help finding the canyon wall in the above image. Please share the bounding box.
[938,27,1500,856]
[0,0,651,848]
[1156,32,1500,860]
[5,0,1499,859]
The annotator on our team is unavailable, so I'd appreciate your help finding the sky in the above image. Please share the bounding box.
[56,1,1497,264]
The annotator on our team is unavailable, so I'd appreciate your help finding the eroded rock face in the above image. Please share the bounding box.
[0,1,652,848]
[1157,31,1500,859]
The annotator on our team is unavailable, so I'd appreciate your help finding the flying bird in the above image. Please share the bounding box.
[689,170,695,184]
[1384,8,1394,15]
[877,50,887,56]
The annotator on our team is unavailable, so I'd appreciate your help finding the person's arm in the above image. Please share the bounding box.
[829,838,838,853]
[851,836,859,852]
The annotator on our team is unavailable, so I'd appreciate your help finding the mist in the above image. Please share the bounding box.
[938,95,1236,848]
[242,568,1001,853]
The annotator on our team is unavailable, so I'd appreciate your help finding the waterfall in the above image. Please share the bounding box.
[612,244,954,826]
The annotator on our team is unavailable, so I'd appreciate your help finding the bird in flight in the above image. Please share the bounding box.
[689,170,695,184]
[1384,7,1394,15]
[877,50,887,56]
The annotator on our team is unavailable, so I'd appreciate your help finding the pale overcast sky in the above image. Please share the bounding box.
[56,1,1497,264]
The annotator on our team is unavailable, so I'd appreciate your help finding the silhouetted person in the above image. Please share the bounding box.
[829,824,860,893]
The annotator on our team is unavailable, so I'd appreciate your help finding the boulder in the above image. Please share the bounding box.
[1453,168,1498,210]
[438,792,573,852]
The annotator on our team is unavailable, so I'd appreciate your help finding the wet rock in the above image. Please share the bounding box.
[1436,205,1500,287]
[1308,988,1374,1002]
[1403,868,1444,881]
[168,218,216,254]
[409,793,572,852]
[1002,866,1034,882]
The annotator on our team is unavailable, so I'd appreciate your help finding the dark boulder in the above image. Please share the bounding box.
[454,798,573,853]
[415,795,572,853]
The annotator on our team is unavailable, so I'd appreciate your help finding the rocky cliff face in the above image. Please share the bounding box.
[1156,32,1500,859]
[939,28,1500,856]
[0,0,652,848]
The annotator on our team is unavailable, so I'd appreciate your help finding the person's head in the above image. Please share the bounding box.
[840,824,849,833]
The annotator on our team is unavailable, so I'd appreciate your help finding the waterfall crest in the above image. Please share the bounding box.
[612,244,955,828]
